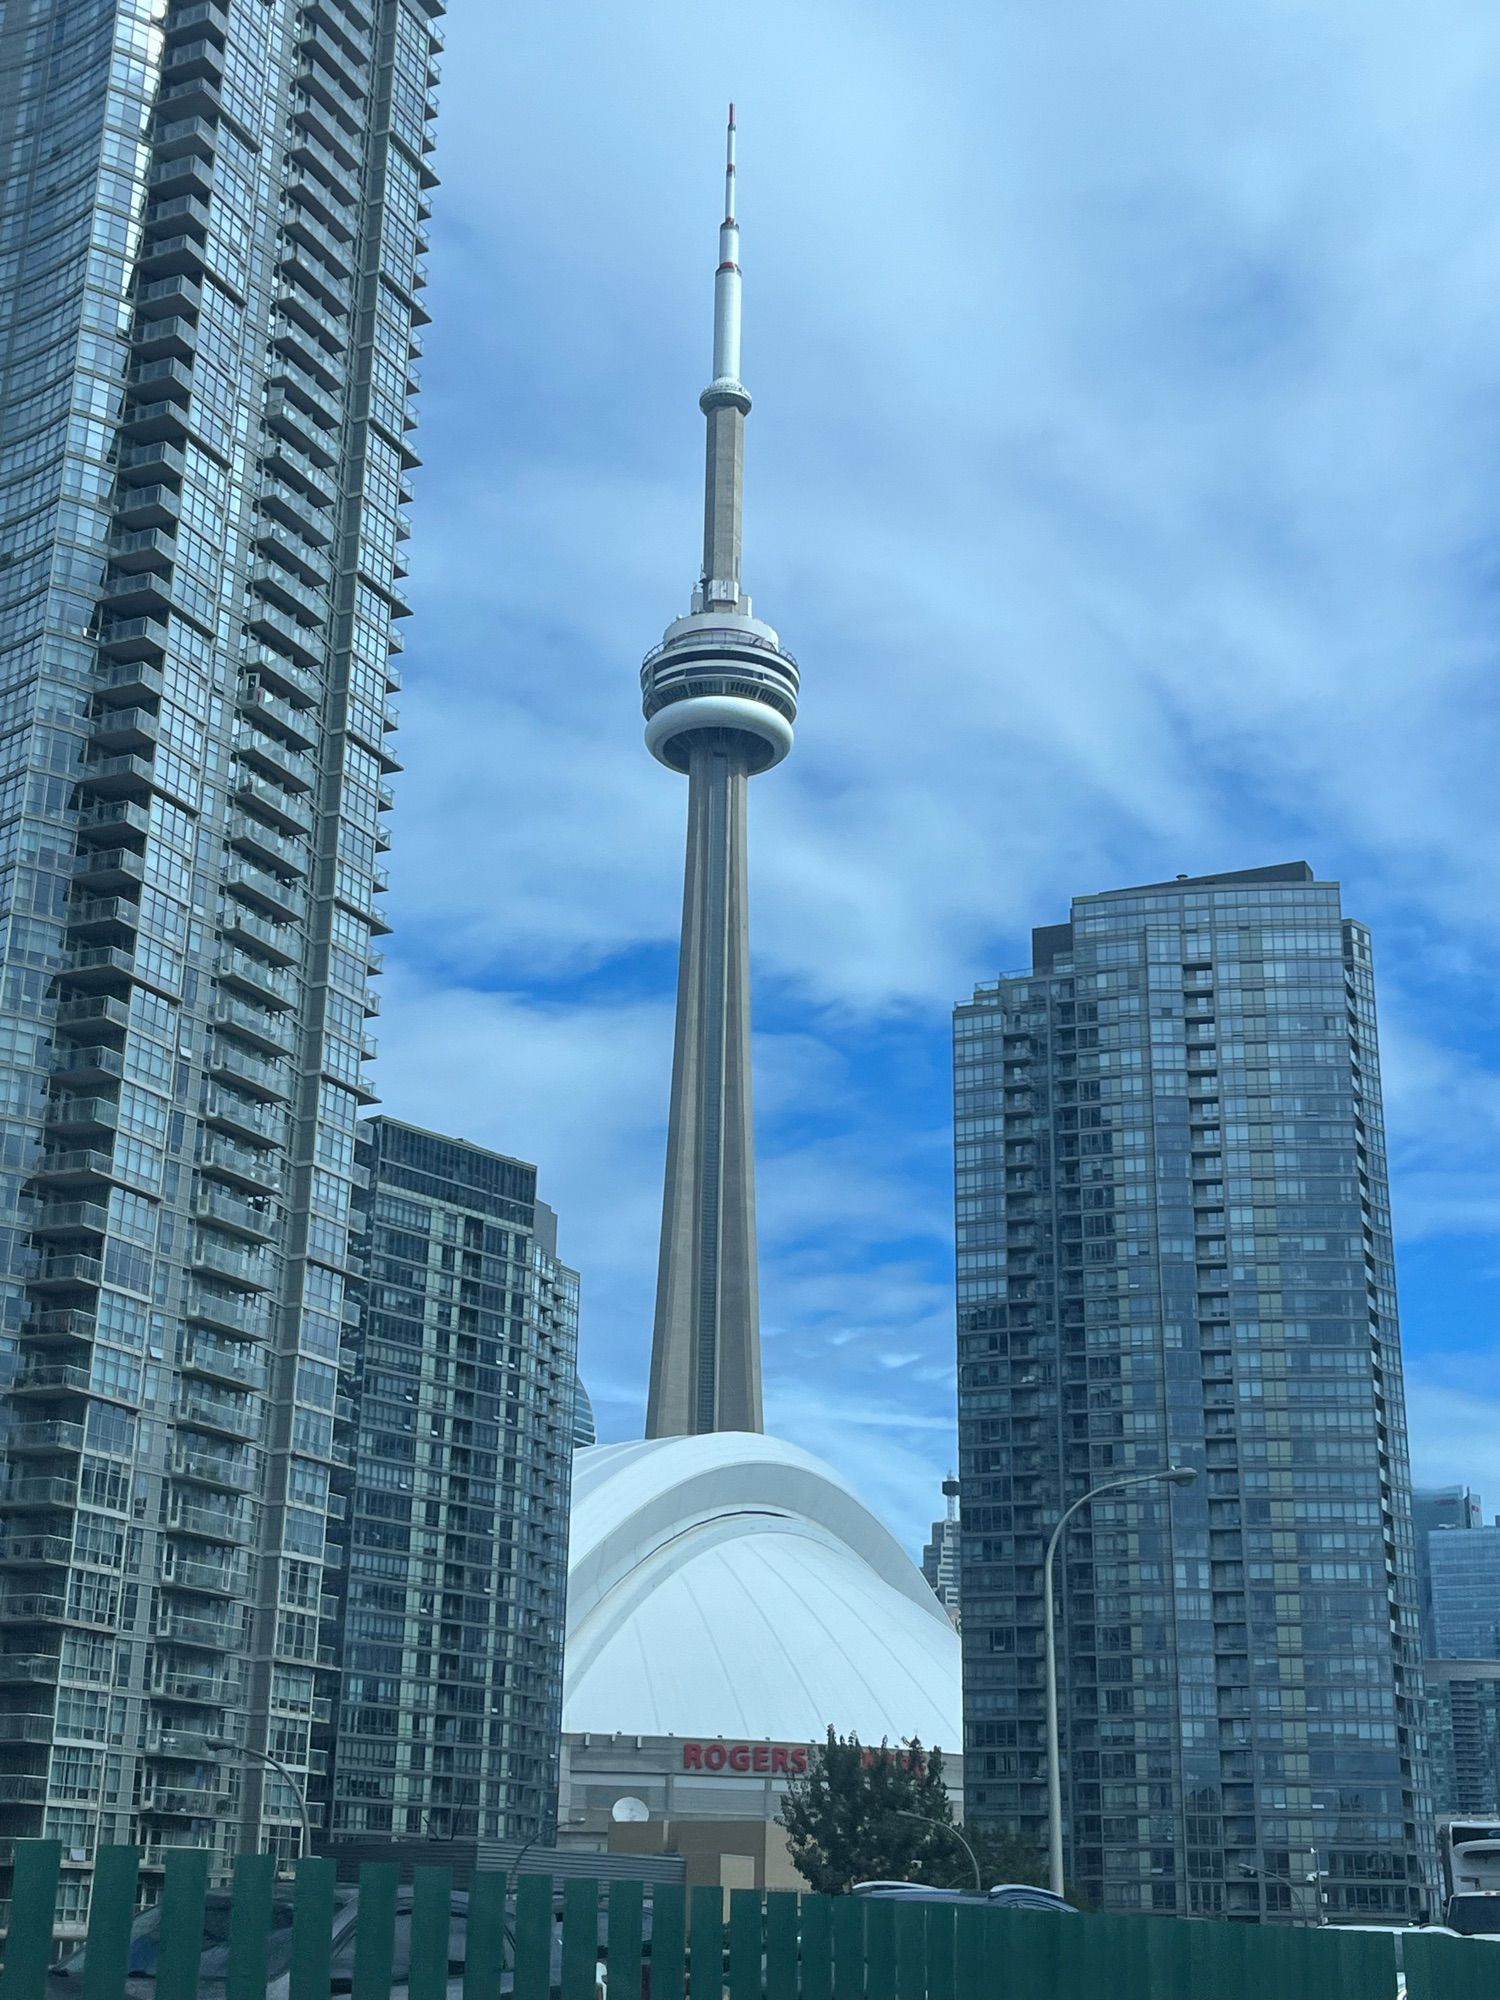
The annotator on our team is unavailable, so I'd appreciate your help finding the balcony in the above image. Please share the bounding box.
[17,1305,96,1347]
[196,1136,280,1197]
[135,230,208,285]
[112,482,180,530]
[11,1363,90,1397]
[4,1422,85,1457]
[263,393,338,471]
[256,474,332,548]
[26,1199,110,1238]
[164,1491,251,1543]
[286,171,355,247]
[137,267,204,316]
[70,849,146,898]
[166,1447,255,1496]
[279,209,353,289]
[290,90,360,168]
[107,525,177,575]
[127,352,195,403]
[157,1606,247,1650]
[212,945,297,1010]
[236,681,318,752]
[257,434,336,510]
[96,615,170,663]
[230,767,312,836]
[138,1785,231,1819]
[241,645,320,705]
[37,1091,117,1140]
[149,1667,242,1707]
[223,858,305,925]
[207,1035,291,1102]
[66,896,139,945]
[232,718,315,791]
[1,1479,79,1514]
[173,1385,259,1440]
[217,900,300,970]
[188,1231,273,1292]
[77,754,155,804]
[175,1330,269,1391]
[273,277,348,357]
[209,991,295,1056]
[0,1713,61,1744]
[251,522,330,599]
[190,1182,276,1241]
[200,1087,287,1149]
[182,1285,273,1340]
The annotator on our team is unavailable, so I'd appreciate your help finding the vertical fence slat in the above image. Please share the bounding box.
[288,1855,337,2000]
[863,1898,895,2000]
[688,1886,722,2000]
[560,1879,597,2000]
[766,1891,803,2000]
[727,1888,761,2000]
[951,1905,983,2000]
[1144,1907,1192,2000]
[154,1847,210,2000]
[1320,1925,1400,2000]
[226,1849,276,2000]
[0,1840,61,2000]
[80,1846,139,2000]
[407,1866,453,2000]
[604,1880,643,2000]
[512,1874,553,2000]
[892,1902,924,2000]
[649,1882,685,2000]
[1406,1932,1500,2000]
[348,1861,397,2000]
[923,1901,955,2000]
[461,1868,507,2000]
[831,1894,864,2000]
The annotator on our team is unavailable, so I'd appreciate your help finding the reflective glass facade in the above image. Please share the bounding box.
[327,1120,577,1846]
[1418,1497,1500,1813]
[955,864,1434,1921]
[0,0,441,1925]
[1427,1529,1500,1662]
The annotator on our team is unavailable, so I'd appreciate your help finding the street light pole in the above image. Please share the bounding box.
[1043,1466,1197,1899]
[207,1737,312,1862]
[890,1809,982,1893]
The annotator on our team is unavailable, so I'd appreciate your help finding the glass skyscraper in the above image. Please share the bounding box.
[1414,1490,1500,1814]
[326,1121,578,1848]
[954,864,1434,1921]
[0,0,440,1923]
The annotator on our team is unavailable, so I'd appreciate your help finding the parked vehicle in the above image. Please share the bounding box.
[46,1884,621,2000]
[850,1880,1078,1914]
[1439,1816,1500,1935]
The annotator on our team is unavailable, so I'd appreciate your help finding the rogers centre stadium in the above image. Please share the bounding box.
[557,1434,963,1885]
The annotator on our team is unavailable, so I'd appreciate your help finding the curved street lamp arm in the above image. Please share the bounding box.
[891,1809,982,1893]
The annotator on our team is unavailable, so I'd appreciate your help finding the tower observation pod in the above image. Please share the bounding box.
[641,107,798,1438]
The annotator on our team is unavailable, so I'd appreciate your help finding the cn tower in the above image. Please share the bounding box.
[641,108,799,1437]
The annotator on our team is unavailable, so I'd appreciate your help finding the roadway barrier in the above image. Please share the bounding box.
[1,1842,1499,1999]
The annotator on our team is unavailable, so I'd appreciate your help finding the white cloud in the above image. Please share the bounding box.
[375,0,1500,1543]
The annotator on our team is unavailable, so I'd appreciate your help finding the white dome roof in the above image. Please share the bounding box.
[563,1432,961,1747]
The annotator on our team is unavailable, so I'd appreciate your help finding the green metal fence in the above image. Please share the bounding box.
[1,1842,1499,2000]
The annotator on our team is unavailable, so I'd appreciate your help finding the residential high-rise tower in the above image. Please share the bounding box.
[641,109,798,1438]
[0,0,440,1921]
[326,1121,578,1847]
[954,865,1434,1920]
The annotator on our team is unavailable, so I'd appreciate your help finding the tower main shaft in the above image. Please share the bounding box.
[641,109,798,1438]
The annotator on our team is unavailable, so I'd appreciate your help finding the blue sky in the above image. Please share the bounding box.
[377,1,1500,1551]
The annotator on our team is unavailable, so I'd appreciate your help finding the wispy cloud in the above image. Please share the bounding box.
[382,0,1500,1547]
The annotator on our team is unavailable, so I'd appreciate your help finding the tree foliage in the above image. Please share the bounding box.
[778,1728,1045,1896]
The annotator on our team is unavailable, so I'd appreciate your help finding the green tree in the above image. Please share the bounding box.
[779,1729,1043,1895]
